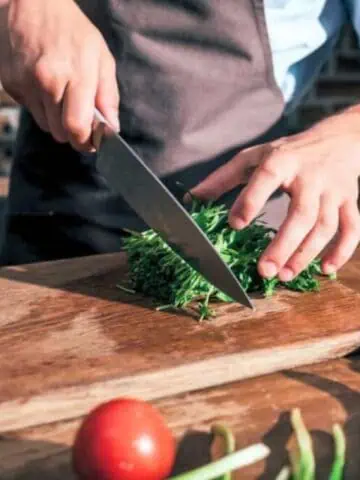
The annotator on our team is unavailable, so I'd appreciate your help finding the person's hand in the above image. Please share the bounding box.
[0,0,119,151]
[190,107,360,281]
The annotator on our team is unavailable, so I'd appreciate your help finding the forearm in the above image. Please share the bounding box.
[0,0,119,147]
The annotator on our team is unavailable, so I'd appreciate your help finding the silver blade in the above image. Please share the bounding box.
[95,123,253,309]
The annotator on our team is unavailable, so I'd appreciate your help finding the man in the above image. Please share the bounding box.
[0,0,359,284]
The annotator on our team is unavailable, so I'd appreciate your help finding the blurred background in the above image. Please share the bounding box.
[0,24,359,241]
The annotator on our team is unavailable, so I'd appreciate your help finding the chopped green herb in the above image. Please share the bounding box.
[115,284,137,295]
[123,201,330,319]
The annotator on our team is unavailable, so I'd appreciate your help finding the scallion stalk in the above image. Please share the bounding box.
[290,409,315,480]
[211,424,236,480]
[169,443,270,480]
[329,423,346,480]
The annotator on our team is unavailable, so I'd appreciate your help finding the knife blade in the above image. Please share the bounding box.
[93,109,254,309]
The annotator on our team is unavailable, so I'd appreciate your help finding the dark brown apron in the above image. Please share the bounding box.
[0,0,285,266]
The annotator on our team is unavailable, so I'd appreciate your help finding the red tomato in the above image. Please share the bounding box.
[72,398,176,480]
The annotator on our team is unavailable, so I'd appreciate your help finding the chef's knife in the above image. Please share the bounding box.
[93,109,254,309]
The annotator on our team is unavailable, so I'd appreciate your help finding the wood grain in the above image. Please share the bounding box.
[2,358,360,479]
[1,250,360,433]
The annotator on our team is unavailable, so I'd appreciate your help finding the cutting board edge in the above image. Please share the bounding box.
[2,330,360,434]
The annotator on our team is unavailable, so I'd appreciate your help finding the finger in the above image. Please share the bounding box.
[322,200,360,274]
[6,78,49,133]
[43,94,68,143]
[279,195,339,281]
[32,60,68,142]
[229,154,286,229]
[258,187,320,278]
[96,53,120,132]
[189,144,267,201]
[62,75,97,151]
[24,95,50,133]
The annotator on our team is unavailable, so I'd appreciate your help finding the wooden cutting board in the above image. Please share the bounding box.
[2,357,360,479]
[1,248,360,433]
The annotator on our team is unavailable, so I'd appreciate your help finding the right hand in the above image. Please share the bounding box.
[0,0,120,151]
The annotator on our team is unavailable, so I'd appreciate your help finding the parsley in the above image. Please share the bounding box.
[123,201,331,320]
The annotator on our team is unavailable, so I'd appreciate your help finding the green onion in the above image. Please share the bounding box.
[210,424,236,480]
[275,467,291,480]
[329,424,346,480]
[169,443,270,480]
[290,409,315,480]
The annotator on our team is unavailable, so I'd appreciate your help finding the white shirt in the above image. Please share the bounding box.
[265,0,358,110]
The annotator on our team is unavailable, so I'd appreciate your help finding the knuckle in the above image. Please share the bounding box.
[316,215,337,237]
[241,196,258,217]
[287,259,305,275]
[292,203,314,223]
[259,149,284,175]
[64,117,90,144]
[33,58,67,97]
[268,141,293,161]
[259,156,280,179]
[33,58,52,84]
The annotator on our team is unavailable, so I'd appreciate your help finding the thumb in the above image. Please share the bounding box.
[188,144,264,202]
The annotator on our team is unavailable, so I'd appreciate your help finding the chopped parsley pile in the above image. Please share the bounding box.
[123,201,333,319]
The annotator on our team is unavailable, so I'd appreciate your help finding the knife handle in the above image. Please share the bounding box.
[92,108,108,151]
[94,108,108,125]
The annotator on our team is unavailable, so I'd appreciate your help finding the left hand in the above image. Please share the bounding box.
[190,107,360,281]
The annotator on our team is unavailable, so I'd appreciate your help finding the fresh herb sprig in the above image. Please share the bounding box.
[123,200,331,319]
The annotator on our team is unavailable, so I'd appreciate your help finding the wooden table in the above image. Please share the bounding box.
[2,248,360,479]
[2,358,360,479]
